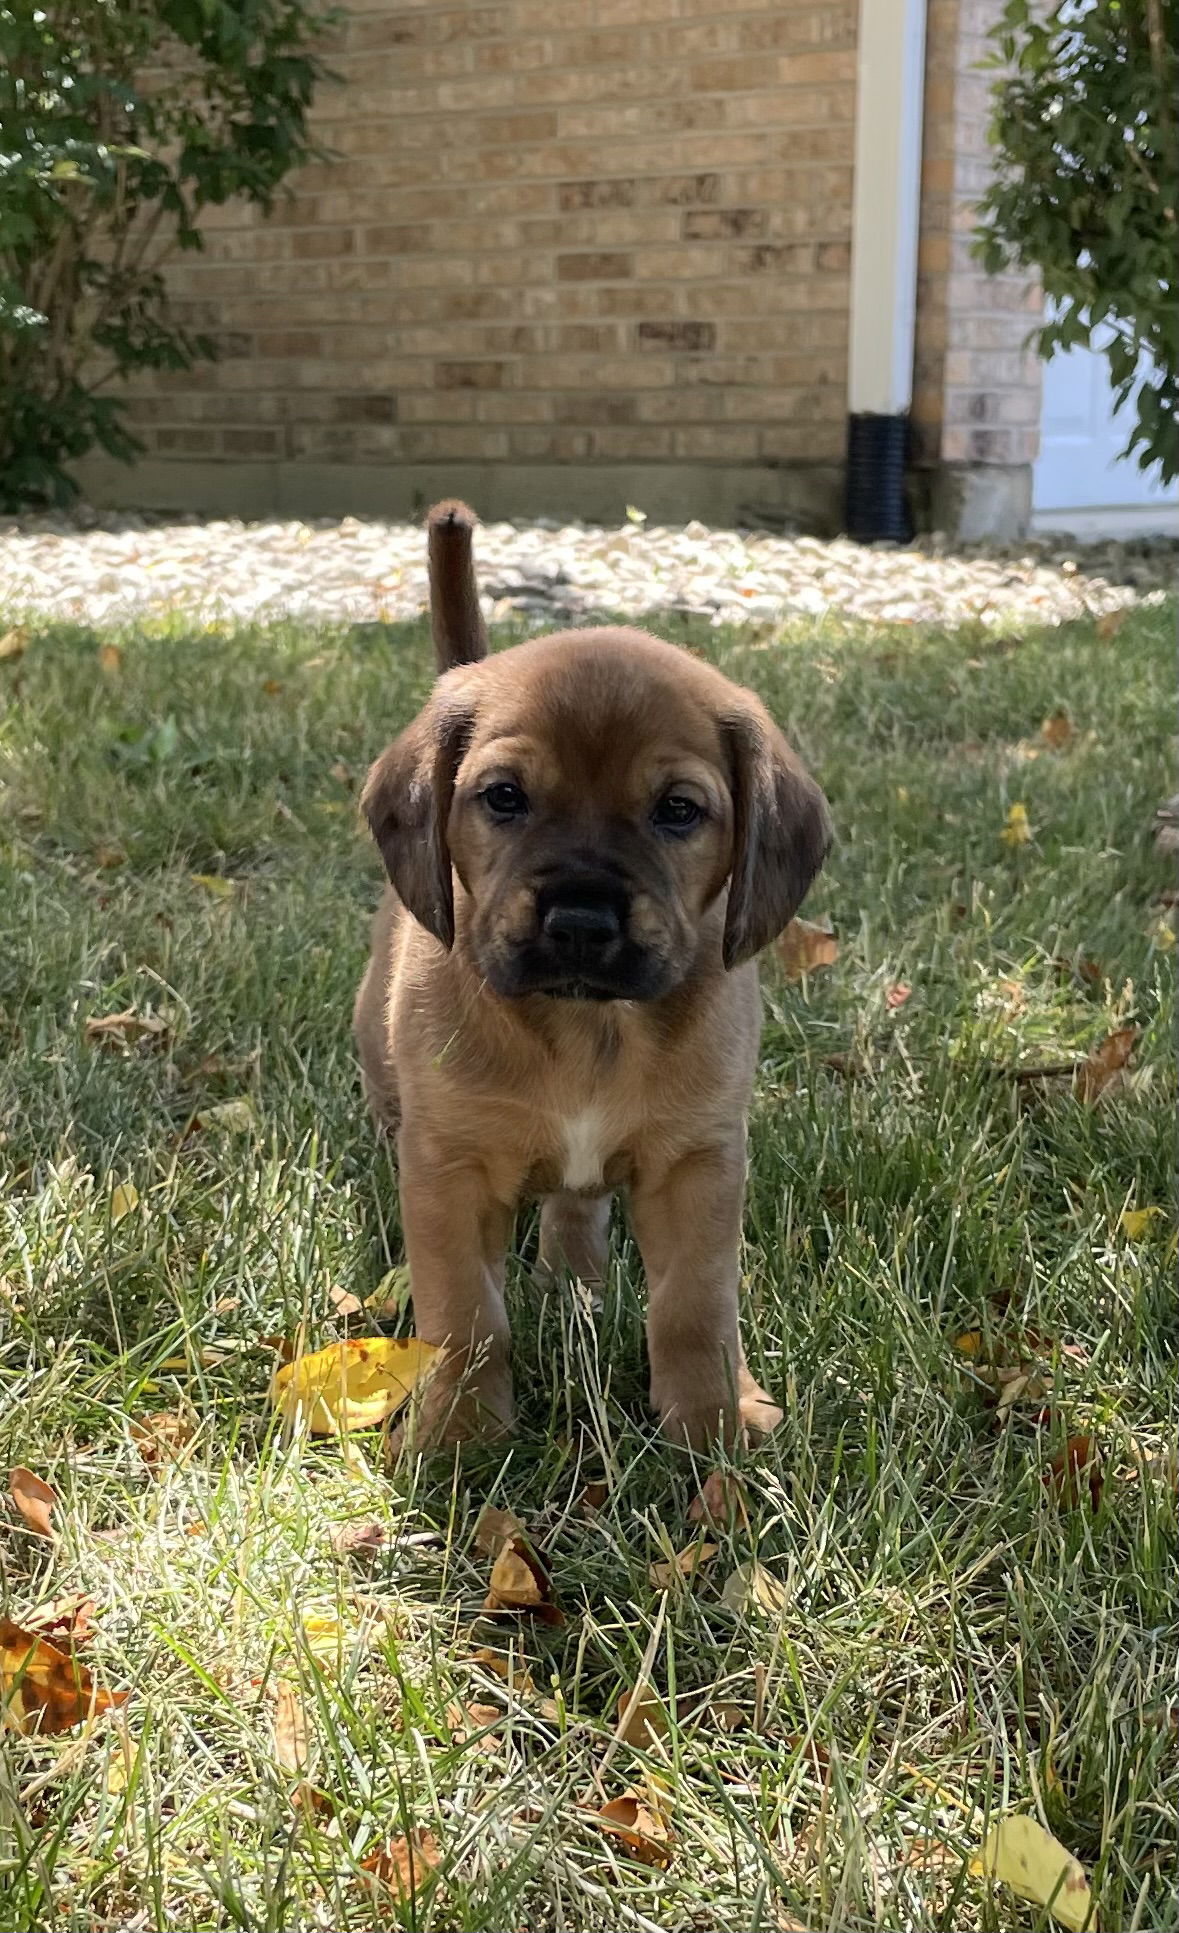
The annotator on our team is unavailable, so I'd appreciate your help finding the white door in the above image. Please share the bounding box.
[1034,328,1177,531]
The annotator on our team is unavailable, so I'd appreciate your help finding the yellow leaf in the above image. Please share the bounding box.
[0,626,29,662]
[196,1098,257,1132]
[274,1680,308,1772]
[1040,710,1074,750]
[973,1815,1094,1932]
[270,1337,439,1435]
[720,1560,791,1617]
[649,1540,718,1590]
[952,1330,983,1356]
[1150,917,1176,950]
[189,872,236,898]
[625,505,647,525]
[777,916,839,980]
[1000,802,1032,846]
[110,1181,139,1222]
[8,1467,57,1539]
[98,644,123,674]
[1120,1207,1164,1241]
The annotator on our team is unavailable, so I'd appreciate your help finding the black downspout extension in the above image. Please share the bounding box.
[845,411,913,543]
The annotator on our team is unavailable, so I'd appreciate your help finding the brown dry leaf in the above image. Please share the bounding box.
[784,1732,833,1782]
[474,1504,526,1556]
[688,1470,747,1527]
[578,1480,610,1512]
[84,1009,167,1048]
[329,760,354,788]
[8,1466,57,1539]
[98,643,123,673]
[1074,1026,1137,1103]
[470,1647,536,1696]
[94,843,126,870]
[0,626,29,661]
[328,1284,364,1318]
[0,1618,127,1734]
[1044,1435,1103,1512]
[274,1680,309,1772]
[1040,710,1075,750]
[778,917,839,980]
[361,1830,441,1898]
[594,1791,673,1868]
[616,1683,670,1748]
[291,1780,334,1819]
[261,678,283,696]
[709,1700,747,1733]
[130,1410,196,1472]
[444,1699,501,1748]
[900,1834,961,1872]
[26,1595,97,1647]
[649,1540,718,1590]
[885,982,913,1010]
[484,1535,563,1623]
[1096,607,1127,641]
[330,1518,387,1557]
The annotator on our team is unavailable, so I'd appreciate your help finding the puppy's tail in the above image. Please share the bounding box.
[427,499,488,674]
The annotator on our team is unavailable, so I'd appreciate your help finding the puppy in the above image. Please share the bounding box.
[354,502,831,1451]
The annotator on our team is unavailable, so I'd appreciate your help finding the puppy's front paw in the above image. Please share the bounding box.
[737,1365,783,1440]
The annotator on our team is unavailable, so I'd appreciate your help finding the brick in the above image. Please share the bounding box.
[554,394,638,425]
[637,320,717,352]
[333,394,398,424]
[557,252,634,280]
[291,228,355,260]
[434,362,509,390]
[682,208,767,240]
[559,178,638,209]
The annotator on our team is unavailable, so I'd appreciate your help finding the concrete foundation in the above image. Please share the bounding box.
[71,456,846,536]
[919,462,1034,543]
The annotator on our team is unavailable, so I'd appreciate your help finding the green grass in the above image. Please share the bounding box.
[0,598,1175,1933]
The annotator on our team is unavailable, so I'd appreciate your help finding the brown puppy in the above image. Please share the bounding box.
[354,502,831,1451]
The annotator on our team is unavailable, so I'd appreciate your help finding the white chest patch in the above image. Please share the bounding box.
[560,1108,607,1192]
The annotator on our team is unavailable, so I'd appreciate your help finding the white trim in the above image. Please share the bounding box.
[848,0,929,415]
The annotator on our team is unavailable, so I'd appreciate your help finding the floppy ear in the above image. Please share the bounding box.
[722,701,833,968]
[360,695,473,948]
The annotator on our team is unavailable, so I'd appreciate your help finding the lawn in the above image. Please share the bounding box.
[0,595,1175,1932]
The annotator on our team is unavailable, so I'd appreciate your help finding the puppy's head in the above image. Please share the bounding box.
[362,630,831,1001]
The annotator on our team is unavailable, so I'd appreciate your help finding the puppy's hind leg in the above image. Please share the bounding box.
[536,1192,612,1306]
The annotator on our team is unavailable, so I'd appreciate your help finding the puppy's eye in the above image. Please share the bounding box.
[482,780,529,819]
[652,793,704,832]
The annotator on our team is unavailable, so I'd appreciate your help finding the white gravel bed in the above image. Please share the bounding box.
[0,509,1174,633]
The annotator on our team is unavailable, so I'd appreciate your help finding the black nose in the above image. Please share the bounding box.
[540,889,624,952]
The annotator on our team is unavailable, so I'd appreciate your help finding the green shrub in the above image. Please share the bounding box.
[0,0,336,511]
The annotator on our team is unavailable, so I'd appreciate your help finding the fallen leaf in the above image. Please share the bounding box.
[616,1683,670,1747]
[688,1470,747,1527]
[1120,1206,1164,1241]
[1074,1027,1137,1103]
[261,678,283,696]
[274,1680,308,1772]
[0,1618,127,1734]
[291,1779,333,1818]
[484,1535,563,1623]
[84,1009,167,1047]
[1095,608,1127,641]
[1044,1435,1103,1512]
[26,1595,96,1647]
[1040,710,1074,750]
[94,843,126,870]
[270,1337,439,1434]
[328,1284,364,1318]
[649,1540,718,1590]
[330,1519,387,1557]
[885,982,912,1010]
[470,1647,536,1696]
[1000,802,1032,846]
[474,1504,526,1556]
[594,1790,672,1866]
[973,1814,1092,1931]
[110,1181,139,1222]
[444,1698,501,1746]
[578,1480,610,1512]
[778,917,839,980]
[709,1700,747,1733]
[784,1731,833,1781]
[98,644,123,673]
[329,760,354,788]
[189,873,236,898]
[901,1834,961,1871]
[953,1330,983,1357]
[0,626,29,662]
[361,1830,441,1898]
[196,1097,257,1132]
[105,1722,140,1795]
[365,1265,412,1320]
[8,1466,57,1539]
[720,1561,791,1617]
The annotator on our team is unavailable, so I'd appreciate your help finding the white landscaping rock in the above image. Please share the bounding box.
[0,509,1173,632]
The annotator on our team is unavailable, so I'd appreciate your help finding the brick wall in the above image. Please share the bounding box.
[912,0,1041,480]
[116,0,857,508]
